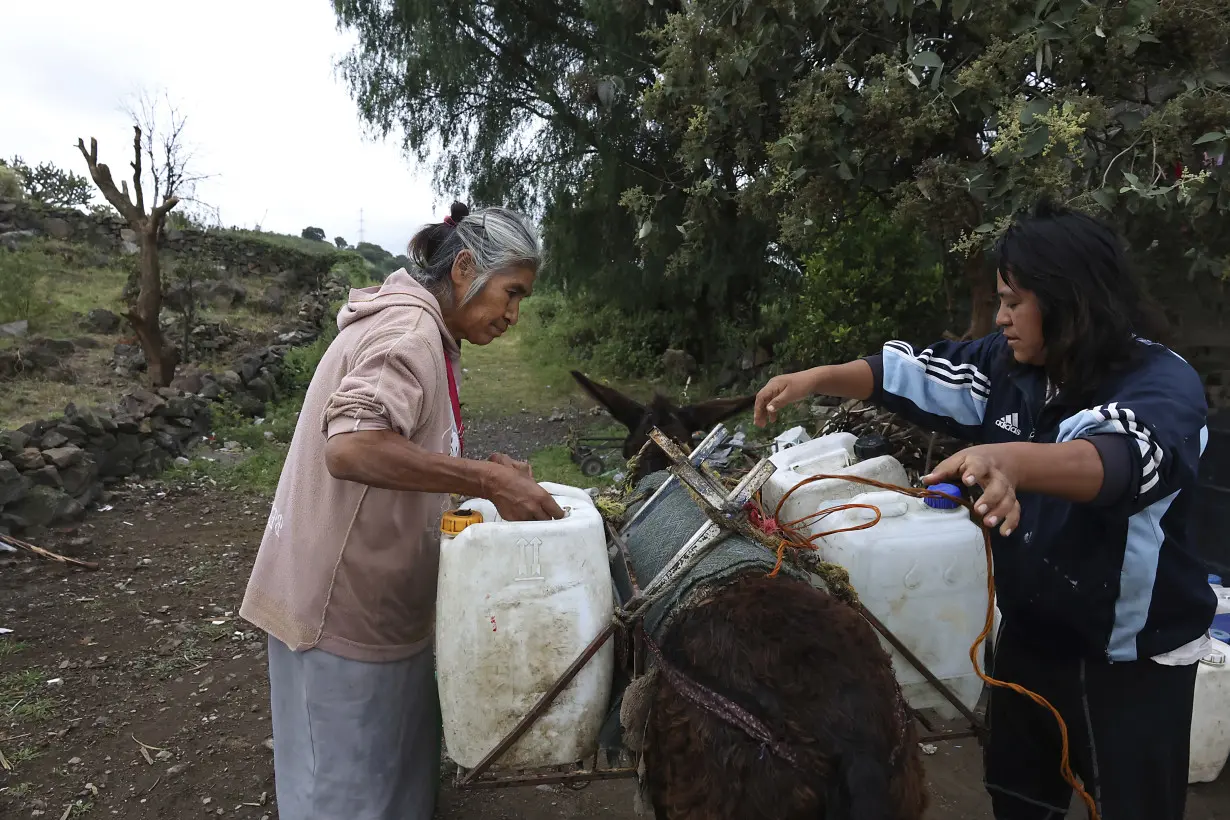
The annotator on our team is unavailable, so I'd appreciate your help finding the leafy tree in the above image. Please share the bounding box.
[332,1,784,365]
[334,235,349,249]
[354,240,392,266]
[7,156,93,208]
[0,161,23,200]
[334,0,1230,358]
[301,226,326,242]
[638,0,1230,337]
[783,200,948,366]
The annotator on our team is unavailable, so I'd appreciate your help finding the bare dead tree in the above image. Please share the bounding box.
[76,93,204,387]
[126,90,209,212]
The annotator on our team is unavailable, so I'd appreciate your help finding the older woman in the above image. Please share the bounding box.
[240,202,563,820]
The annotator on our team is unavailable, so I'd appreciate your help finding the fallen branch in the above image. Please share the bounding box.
[0,534,99,571]
[132,734,166,766]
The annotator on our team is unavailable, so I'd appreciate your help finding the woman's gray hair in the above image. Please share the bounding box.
[406,202,541,307]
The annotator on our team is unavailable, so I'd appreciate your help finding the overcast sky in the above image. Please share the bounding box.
[0,0,443,254]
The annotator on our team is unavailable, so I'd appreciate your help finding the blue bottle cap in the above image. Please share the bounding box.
[924,483,963,510]
[1210,574,1223,586]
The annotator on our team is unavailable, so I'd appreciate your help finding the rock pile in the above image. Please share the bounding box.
[0,275,349,539]
[0,392,210,537]
[0,197,339,285]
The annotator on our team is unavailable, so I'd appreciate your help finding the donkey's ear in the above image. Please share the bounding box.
[678,395,756,434]
[570,371,646,431]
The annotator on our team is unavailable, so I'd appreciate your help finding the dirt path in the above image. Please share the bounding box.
[3,471,1228,818]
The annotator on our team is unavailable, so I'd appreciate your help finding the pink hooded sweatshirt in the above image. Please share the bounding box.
[239,270,461,662]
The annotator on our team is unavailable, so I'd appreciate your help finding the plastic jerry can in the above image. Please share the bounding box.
[435,482,614,770]
[813,485,989,721]
[1189,637,1230,784]
[759,433,910,531]
[1209,576,1230,642]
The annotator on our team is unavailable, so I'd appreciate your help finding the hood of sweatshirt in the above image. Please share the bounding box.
[335,269,461,359]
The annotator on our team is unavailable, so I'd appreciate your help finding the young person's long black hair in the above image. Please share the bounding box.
[995,200,1169,408]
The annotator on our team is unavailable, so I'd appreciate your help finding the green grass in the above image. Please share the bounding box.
[0,239,127,336]
[7,747,40,765]
[529,444,615,489]
[217,229,346,257]
[0,669,59,722]
[165,444,289,496]
[459,298,657,418]
[0,641,28,659]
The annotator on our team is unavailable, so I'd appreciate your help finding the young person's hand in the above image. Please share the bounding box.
[924,444,1022,536]
[754,371,820,426]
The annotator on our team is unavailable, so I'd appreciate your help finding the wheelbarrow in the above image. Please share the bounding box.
[567,436,626,478]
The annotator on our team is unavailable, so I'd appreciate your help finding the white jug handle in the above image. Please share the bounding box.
[539,482,595,508]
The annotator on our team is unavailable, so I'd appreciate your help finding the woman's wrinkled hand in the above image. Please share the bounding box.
[482,461,564,522]
[923,445,1022,536]
[488,452,533,479]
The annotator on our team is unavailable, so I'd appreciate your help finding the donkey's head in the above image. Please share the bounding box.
[570,371,755,481]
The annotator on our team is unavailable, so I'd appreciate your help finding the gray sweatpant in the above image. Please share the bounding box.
[267,635,441,820]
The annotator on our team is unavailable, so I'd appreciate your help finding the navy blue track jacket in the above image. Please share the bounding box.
[864,333,1215,662]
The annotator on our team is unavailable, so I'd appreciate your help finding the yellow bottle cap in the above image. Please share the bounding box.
[441,508,484,536]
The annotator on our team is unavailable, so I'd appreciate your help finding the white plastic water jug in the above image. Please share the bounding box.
[814,486,989,721]
[435,482,614,770]
[1189,637,1230,784]
[759,433,910,532]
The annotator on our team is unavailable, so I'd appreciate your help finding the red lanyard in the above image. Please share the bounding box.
[444,358,464,456]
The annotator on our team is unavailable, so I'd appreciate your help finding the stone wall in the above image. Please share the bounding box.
[0,277,348,540]
[0,197,342,288]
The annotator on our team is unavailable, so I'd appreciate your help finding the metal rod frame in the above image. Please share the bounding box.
[454,423,987,790]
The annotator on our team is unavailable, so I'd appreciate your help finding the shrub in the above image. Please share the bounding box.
[0,248,51,325]
[521,290,675,378]
[0,165,24,200]
[781,209,949,366]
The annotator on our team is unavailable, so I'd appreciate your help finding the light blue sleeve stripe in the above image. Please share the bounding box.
[881,344,988,428]
[1056,409,1119,443]
[1107,490,1179,662]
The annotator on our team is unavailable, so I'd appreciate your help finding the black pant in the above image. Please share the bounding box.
[984,627,1198,819]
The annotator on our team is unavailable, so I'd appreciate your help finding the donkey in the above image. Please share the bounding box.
[571,371,928,820]
[569,371,756,483]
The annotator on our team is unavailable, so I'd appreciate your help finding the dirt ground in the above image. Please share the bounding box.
[2,477,1229,819]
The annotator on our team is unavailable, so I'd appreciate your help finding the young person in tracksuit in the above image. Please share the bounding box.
[754,202,1215,820]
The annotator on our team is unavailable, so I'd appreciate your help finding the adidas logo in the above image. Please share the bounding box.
[995,412,1022,436]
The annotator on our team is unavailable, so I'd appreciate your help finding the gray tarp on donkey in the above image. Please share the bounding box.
[597,469,814,757]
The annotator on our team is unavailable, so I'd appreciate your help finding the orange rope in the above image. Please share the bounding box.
[765,473,1100,820]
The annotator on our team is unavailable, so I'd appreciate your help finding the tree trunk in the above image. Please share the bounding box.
[962,248,996,340]
[127,221,178,386]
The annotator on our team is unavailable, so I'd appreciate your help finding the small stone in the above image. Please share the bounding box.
[166,762,189,776]
[12,447,46,471]
[0,319,28,338]
[39,430,69,450]
[262,737,274,751]
[43,445,84,469]
[68,756,82,765]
